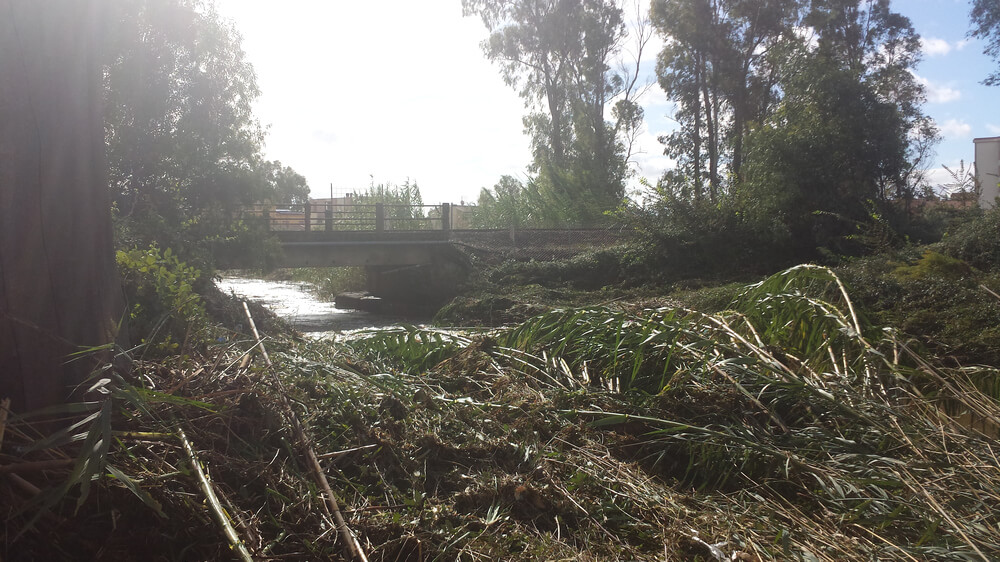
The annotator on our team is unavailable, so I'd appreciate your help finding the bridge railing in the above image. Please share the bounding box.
[242,202,453,232]
[448,227,635,261]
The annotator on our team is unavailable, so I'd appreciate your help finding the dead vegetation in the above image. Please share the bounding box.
[3,266,1000,560]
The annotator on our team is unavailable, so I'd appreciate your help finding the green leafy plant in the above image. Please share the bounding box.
[117,244,208,353]
[892,250,973,281]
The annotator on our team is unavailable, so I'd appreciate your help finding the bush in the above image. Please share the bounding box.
[487,246,637,290]
[890,202,978,245]
[117,245,209,353]
[893,250,973,281]
[940,206,1000,271]
[840,250,1000,365]
[618,194,796,283]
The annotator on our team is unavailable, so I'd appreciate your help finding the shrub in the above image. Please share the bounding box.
[892,250,973,281]
[117,245,208,353]
[940,206,1000,271]
[840,250,1000,365]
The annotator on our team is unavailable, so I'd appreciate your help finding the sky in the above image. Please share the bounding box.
[214,0,997,205]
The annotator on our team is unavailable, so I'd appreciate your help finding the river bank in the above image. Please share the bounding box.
[6,247,1000,559]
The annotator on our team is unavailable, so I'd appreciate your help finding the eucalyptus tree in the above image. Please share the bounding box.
[651,0,798,201]
[804,0,925,123]
[464,0,647,225]
[970,0,1000,85]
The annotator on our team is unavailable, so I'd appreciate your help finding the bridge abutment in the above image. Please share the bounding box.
[364,244,469,310]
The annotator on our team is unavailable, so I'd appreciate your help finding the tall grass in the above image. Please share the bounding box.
[350,264,1000,559]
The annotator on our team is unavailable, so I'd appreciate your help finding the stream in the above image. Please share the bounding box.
[215,276,422,337]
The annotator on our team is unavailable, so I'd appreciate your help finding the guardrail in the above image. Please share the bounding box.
[243,202,452,232]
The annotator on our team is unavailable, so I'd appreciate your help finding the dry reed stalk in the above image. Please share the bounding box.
[316,444,378,460]
[178,428,254,562]
[165,367,204,394]
[0,398,9,452]
[241,301,369,562]
[979,284,1000,302]
[7,472,41,496]
[0,459,74,473]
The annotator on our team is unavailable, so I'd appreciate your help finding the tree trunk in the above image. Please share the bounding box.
[0,0,122,412]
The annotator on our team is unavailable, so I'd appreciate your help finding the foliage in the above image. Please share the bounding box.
[117,244,209,352]
[103,0,305,269]
[970,0,1000,85]
[839,249,1000,366]
[345,264,1000,559]
[348,326,474,372]
[891,198,980,246]
[275,267,367,301]
[939,205,1000,271]
[486,245,639,290]
[651,0,797,201]
[648,0,935,259]
[942,159,980,200]
[471,175,585,228]
[9,264,1000,560]
[739,58,910,256]
[262,160,310,204]
[4,363,175,541]
[892,250,973,281]
[618,184,790,279]
[464,0,645,225]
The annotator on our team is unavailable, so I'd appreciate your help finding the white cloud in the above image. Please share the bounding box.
[939,119,972,138]
[913,74,961,103]
[988,124,1000,135]
[920,37,952,56]
[925,167,954,191]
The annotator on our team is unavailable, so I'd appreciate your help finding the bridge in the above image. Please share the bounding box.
[219,202,631,307]
[224,202,628,268]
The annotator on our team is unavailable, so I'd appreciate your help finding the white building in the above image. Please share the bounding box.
[975,136,1000,208]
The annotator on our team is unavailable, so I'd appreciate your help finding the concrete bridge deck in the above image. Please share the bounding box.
[273,230,454,268]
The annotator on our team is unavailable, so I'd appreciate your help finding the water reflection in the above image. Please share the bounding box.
[216,277,417,336]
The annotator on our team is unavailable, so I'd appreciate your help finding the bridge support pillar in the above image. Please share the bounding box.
[363,245,469,310]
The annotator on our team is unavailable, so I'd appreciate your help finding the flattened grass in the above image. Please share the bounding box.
[5,265,998,560]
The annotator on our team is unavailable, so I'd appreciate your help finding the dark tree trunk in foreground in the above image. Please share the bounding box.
[0,0,121,412]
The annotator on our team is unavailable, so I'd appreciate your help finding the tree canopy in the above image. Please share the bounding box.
[970,0,1000,85]
[464,0,648,225]
[647,0,935,257]
[652,0,797,201]
[104,0,307,263]
[264,161,311,205]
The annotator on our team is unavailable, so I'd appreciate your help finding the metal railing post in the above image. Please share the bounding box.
[375,203,385,232]
[440,202,450,231]
[263,207,271,231]
[325,204,333,231]
[304,201,311,231]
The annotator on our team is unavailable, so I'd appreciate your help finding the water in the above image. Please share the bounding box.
[215,276,411,336]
